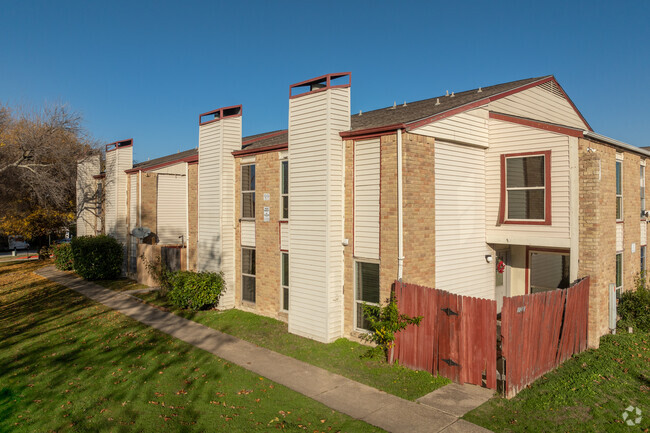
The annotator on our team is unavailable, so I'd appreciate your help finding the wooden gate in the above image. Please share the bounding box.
[501,277,590,397]
[393,281,497,389]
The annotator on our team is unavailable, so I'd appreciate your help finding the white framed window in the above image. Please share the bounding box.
[500,151,550,224]
[616,160,623,221]
[281,252,289,311]
[281,160,288,220]
[242,164,255,219]
[616,252,623,297]
[355,261,380,331]
[641,164,645,218]
[242,248,256,303]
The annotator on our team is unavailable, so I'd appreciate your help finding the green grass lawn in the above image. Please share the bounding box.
[130,290,450,401]
[0,260,385,432]
[464,332,650,432]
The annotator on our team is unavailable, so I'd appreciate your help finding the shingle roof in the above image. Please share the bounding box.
[349,76,550,131]
[133,148,197,171]
[241,130,288,151]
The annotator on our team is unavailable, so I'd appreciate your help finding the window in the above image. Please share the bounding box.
[616,252,623,296]
[281,160,289,220]
[641,164,646,218]
[529,251,570,294]
[355,261,380,331]
[616,160,623,220]
[242,248,256,302]
[500,152,550,224]
[242,165,255,219]
[641,246,646,276]
[281,252,289,311]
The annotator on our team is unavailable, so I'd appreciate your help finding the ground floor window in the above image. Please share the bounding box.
[242,248,256,303]
[281,252,289,311]
[355,261,380,331]
[529,251,570,294]
[616,252,623,296]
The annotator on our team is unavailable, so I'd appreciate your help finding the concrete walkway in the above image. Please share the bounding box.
[37,266,493,433]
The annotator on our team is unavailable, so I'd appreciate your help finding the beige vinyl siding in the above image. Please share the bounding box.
[354,138,380,260]
[104,150,117,238]
[288,87,349,343]
[197,116,240,308]
[156,174,187,245]
[435,141,494,299]
[413,108,489,147]
[616,224,624,252]
[151,162,186,175]
[116,147,132,244]
[241,220,255,247]
[642,222,647,246]
[129,173,138,230]
[485,119,571,247]
[76,155,100,236]
[280,223,289,251]
[489,83,588,129]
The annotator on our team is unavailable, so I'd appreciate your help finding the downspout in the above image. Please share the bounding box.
[397,129,404,281]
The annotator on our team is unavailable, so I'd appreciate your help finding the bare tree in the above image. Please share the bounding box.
[0,103,98,238]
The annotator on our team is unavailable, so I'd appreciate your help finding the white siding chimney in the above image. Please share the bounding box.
[197,105,242,309]
[105,139,133,244]
[288,73,351,342]
[76,154,101,236]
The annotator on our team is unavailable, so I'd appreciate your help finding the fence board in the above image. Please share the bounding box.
[502,277,590,397]
[393,281,497,390]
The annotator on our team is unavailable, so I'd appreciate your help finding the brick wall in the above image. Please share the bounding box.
[234,152,285,321]
[343,132,436,336]
[187,163,198,271]
[140,172,157,243]
[402,132,436,287]
[578,138,646,348]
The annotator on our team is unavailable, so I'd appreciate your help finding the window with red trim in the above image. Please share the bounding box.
[500,151,551,225]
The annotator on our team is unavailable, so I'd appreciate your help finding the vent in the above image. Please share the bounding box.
[538,81,565,100]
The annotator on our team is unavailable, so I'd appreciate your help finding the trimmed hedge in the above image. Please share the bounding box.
[53,243,74,270]
[71,235,123,280]
[168,270,225,311]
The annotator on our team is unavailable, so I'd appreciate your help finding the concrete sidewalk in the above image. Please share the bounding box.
[37,266,493,433]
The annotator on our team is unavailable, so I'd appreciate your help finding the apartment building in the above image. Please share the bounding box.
[77,73,648,348]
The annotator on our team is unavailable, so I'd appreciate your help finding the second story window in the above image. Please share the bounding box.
[500,151,551,224]
[616,159,623,221]
[281,160,288,219]
[242,164,255,219]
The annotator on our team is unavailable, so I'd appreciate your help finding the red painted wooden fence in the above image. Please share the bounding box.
[501,277,590,398]
[393,281,497,389]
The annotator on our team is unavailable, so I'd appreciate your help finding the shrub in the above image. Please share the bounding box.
[53,243,74,270]
[141,254,174,295]
[168,270,225,311]
[71,235,123,280]
[362,292,423,363]
[618,272,650,332]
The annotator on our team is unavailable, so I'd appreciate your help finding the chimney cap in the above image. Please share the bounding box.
[289,72,351,99]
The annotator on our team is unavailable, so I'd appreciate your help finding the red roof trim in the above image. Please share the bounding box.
[340,123,407,139]
[289,72,351,100]
[199,105,242,126]
[489,112,584,137]
[405,76,591,132]
[232,143,287,157]
[105,139,133,153]
[242,130,287,146]
[124,154,198,174]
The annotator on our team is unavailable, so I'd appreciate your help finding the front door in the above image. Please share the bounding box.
[495,250,510,314]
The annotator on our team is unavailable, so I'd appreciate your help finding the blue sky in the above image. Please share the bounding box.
[2,0,648,161]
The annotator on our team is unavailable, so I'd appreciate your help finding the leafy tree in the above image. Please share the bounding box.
[0,103,96,242]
